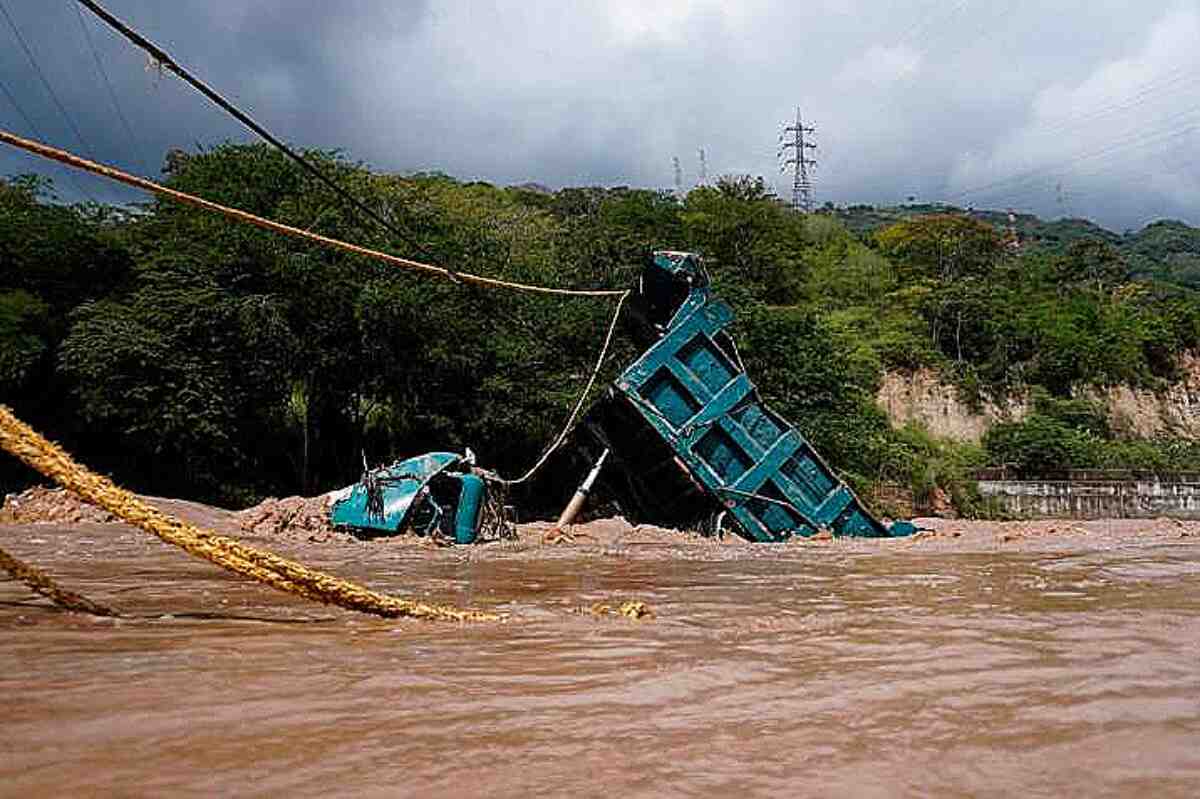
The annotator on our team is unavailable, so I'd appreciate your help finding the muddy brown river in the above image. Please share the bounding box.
[3,510,1199,797]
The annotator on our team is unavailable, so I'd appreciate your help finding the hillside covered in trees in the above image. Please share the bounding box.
[3,144,1200,516]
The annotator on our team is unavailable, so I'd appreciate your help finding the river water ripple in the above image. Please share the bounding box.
[2,524,1199,797]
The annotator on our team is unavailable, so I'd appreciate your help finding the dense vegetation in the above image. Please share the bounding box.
[2,145,1199,515]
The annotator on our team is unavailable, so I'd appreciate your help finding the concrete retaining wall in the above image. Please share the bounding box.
[977,477,1200,519]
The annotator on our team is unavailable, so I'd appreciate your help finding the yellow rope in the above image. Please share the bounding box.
[0,406,499,622]
[0,129,624,299]
[0,542,117,616]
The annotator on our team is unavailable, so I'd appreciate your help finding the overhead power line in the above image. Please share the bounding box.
[951,106,1200,203]
[0,73,98,202]
[957,131,1200,213]
[72,0,149,176]
[0,74,47,143]
[73,0,436,262]
[0,0,102,202]
[0,0,98,162]
[1010,64,1199,150]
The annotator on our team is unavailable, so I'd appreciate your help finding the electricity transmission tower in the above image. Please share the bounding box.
[780,108,817,212]
[1055,181,1074,217]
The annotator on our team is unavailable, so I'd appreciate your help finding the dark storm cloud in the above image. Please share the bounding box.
[1,0,1196,230]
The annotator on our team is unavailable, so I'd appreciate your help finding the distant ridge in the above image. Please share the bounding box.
[833,203,1200,289]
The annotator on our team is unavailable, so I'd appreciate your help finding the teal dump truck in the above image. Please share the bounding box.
[332,250,914,542]
[581,251,915,542]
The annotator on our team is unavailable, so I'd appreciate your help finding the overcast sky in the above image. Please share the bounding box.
[1,0,1197,231]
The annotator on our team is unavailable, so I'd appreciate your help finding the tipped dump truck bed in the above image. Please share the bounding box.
[585,251,914,542]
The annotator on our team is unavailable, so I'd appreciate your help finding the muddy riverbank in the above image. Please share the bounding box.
[3,489,1199,797]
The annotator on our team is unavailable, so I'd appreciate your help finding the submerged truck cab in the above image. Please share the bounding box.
[329,452,487,544]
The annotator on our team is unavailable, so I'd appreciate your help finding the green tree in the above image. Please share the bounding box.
[682,175,806,302]
[0,289,49,391]
[876,214,1005,281]
[1055,239,1127,294]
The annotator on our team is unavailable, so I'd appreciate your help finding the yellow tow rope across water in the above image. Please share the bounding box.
[0,405,499,622]
[0,541,116,616]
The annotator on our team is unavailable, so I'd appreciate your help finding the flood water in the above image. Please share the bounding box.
[3,518,1199,797]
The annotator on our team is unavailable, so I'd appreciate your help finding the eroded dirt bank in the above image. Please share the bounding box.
[6,485,1198,552]
[3,487,1199,797]
[878,354,1200,442]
